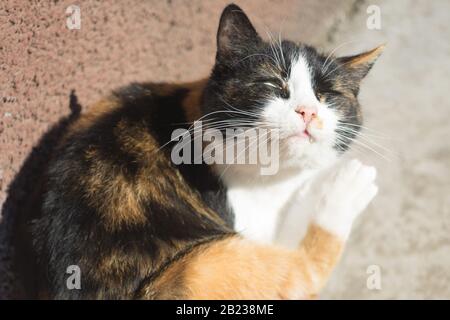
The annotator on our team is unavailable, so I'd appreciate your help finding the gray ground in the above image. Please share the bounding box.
[320,0,450,299]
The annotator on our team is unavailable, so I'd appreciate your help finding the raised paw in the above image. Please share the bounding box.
[313,159,378,239]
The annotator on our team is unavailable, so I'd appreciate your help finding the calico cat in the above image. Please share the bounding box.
[31,4,382,299]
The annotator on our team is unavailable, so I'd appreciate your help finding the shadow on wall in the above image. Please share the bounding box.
[0,91,82,299]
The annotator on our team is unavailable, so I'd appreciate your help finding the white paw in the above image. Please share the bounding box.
[313,159,378,239]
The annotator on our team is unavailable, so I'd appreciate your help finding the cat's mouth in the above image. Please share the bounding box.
[288,128,315,143]
[303,129,312,139]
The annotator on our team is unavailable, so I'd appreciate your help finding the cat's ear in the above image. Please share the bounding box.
[338,44,385,82]
[216,4,261,57]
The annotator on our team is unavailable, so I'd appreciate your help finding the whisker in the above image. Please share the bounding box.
[338,131,396,155]
[337,121,390,136]
[218,129,275,179]
[321,40,362,73]
[233,53,279,67]
[335,132,392,162]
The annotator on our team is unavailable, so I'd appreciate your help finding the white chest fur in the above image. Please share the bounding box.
[224,169,317,245]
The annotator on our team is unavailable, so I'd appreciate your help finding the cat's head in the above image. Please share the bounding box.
[202,4,383,172]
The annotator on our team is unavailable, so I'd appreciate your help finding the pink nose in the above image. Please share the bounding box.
[295,106,317,124]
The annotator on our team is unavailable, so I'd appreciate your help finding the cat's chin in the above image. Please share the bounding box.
[279,140,339,172]
[280,154,337,172]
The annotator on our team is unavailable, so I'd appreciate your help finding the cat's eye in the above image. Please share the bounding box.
[280,86,290,99]
[263,81,280,89]
[256,78,290,99]
[258,78,284,89]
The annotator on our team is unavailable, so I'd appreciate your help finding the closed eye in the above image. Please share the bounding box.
[263,81,281,89]
[254,77,284,89]
[252,77,290,99]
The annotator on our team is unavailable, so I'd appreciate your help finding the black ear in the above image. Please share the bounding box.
[338,44,385,82]
[216,4,261,57]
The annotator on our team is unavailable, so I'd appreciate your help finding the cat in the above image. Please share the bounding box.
[31,4,381,299]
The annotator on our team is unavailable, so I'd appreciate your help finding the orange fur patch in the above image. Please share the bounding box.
[67,97,120,136]
[348,44,385,67]
[142,224,344,299]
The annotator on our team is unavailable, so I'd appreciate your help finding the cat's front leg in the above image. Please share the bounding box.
[312,159,378,240]
[275,159,378,247]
